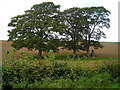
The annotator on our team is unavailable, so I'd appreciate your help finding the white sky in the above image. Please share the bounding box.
[0,0,119,42]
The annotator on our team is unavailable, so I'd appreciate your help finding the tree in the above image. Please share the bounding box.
[61,7,85,56]
[8,2,64,58]
[61,6,110,57]
[80,7,110,56]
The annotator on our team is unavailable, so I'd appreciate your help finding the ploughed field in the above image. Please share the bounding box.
[1,40,119,61]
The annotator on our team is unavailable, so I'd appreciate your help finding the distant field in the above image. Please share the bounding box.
[1,40,38,61]
[94,42,119,57]
[1,40,119,60]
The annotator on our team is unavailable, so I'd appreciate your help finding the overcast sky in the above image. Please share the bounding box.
[0,0,119,42]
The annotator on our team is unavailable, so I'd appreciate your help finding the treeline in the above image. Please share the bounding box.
[8,2,110,58]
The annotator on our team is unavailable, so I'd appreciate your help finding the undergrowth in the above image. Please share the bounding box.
[2,50,119,88]
[2,55,119,89]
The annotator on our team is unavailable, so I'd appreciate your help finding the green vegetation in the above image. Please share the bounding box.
[4,1,118,89]
[44,49,55,60]
[55,54,118,61]
[8,2,110,58]
[8,2,64,59]
[0,66,2,90]
[61,7,110,57]
[2,52,119,89]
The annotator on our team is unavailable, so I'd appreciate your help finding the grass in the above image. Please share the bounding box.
[39,57,118,70]
[54,53,118,61]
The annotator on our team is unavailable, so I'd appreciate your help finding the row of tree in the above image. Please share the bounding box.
[8,2,110,58]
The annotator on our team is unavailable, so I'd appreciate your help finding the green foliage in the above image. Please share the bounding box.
[91,73,112,87]
[6,50,10,54]
[99,63,120,78]
[27,78,73,88]
[61,7,110,56]
[2,55,38,88]
[8,1,111,58]
[79,7,110,55]
[44,50,55,60]
[48,50,55,59]
[27,80,43,88]
[0,67,2,90]
[12,48,17,53]
[49,78,73,88]
[61,7,84,55]
[74,73,113,88]
[5,49,17,60]
[13,80,28,88]
[2,54,119,88]
[3,57,83,88]
[55,54,78,60]
[8,2,64,58]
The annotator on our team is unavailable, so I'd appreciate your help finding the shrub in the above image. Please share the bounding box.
[2,55,119,88]
[3,58,72,88]
[5,50,10,54]
[99,63,120,78]
[91,73,113,87]
[74,73,113,88]
[44,50,55,60]
[50,78,73,88]
[12,80,28,88]
[27,80,44,88]
[28,77,74,88]
[2,55,38,88]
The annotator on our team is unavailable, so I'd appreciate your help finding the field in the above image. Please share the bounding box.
[1,40,119,89]
[1,40,119,61]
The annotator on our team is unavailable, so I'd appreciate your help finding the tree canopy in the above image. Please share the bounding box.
[61,6,110,56]
[8,2,110,58]
[80,7,110,56]
[60,7,85,55]
[8,2,64,58]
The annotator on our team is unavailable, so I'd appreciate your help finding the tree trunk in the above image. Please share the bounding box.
[90,49,94,57]
[86,37,90,57]
[86,46,90,57]
[37,49,42,59]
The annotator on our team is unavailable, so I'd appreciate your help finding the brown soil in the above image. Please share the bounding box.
[1,40,119,60]
[94,43,119,57]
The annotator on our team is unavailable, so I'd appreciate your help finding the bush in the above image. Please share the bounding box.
[2,55,38,88]
[13,80,28,88]
[44,50,55,60]
[99,63,120,78]
[91,73,113,87]
[50,78,73,88]
[2,55,119,88]
[74,73,114,88]
[3,58,73,88]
